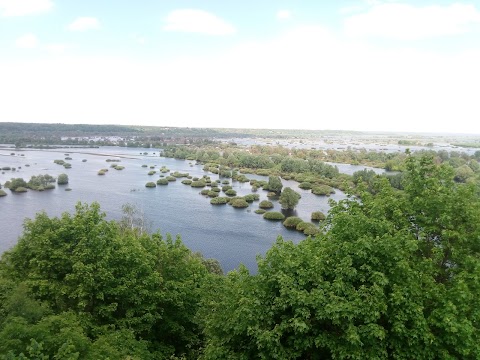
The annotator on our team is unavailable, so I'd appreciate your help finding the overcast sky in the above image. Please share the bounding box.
[1,0,479,133]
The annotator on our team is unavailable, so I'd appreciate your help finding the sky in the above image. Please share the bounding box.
[0,0,479,134]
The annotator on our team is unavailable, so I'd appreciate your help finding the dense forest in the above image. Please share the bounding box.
[1,154,479,359]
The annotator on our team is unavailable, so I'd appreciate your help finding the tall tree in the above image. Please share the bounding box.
[202,154,480,359]
[278,187,301,210]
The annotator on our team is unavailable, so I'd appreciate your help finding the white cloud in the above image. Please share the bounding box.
[344,3,480,40]
[45,43,73,54]
[68,17,100,31]
[15,33,38,48]
[277,10,291,20]
[0,0,52,17]
[164,9,235,35]
[1,25,480,134]
[129,34,146,45]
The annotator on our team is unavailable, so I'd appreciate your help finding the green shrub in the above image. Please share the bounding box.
[145,182,156,188]
[244,193,260,202]
[299,182,313,190]
[191,180,206,188]
[222,180,230,185]
[166,176,176,182]
[98,170,106,175]
[267,192,277,198]
[57,173,69,185]
[172,171,189,178]
[65,157,72,160]
[210,197,228,205]
[181,179,192,185]
[14,186,28,193]
[148,170,156,175]
[63,163,72,169]
[222,185,232,192]
[0,189,7,197]
[283,216,303,228]
[211,187,221,193]
[225,189,237,196]
[312,185,335,196]
[296,221,320,235]
[208,191,219,198]
[263,211,285,221]
[157,178,169,185]
[115,166,125,170]
[141,164,148,167]
[201,189,210,195]
[259,200,274,209]
[230,198,249,208]
[193,177,200,181]
[311,211,326,221]
[254,209,266,214]
[54,160,65,165]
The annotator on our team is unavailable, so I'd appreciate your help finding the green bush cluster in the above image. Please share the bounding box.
[263,211,285,221]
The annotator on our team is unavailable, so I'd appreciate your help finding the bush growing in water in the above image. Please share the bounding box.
[222,185,232,192]
[225,189,237,196]
[148,170,156,175]
[181,179,192,185]
[208,191,219,198]
[254,209,266,214]
[166,176,176,181]
[115,166,125,170]
[259,200,274,209]
[263,211,285,221]
[0,189,7,197]
[296,221,320,235]
[57,173,69,185]
[312,184,335,196]
[244,193,260,202]
[145,182,156,188]
[157,178,169,185]
[230,198,249,208]
[210,197,228,205]
[311,211,326,221]
[299,182,313,190]
[283,216,303,228]
[191,180,206,188]
[172,171,189,178]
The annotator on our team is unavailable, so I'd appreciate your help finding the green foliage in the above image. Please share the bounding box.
[166,176,176,182]
[202,154,480,358]
[243,193,260,202]
[266,176,283,193]
[0,189,7,197]
[312,184,335,195]
[97,169,106,175]
[57,173,69,185]
[210,197,228,205]
[279,187,301,210]
[157,178,169,185]
[224,189,237,196]
[191,180,206,188]
[298,181,313,190]
[145,181,156,187]
[0,202,219,359]
[6,178,27,191]
[283,216,303,228]
[181,179,192,185]
[254,209,266,214]
[262,211,285,221]
[230,198,249,208]
[311,211,326,221]
[259,200,273,209]
[148,170,156,175]
[27,174,56,191]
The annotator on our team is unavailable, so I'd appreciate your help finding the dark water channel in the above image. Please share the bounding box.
[0,147,347,273]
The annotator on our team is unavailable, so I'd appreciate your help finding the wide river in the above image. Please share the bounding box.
[1,146,350,273]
